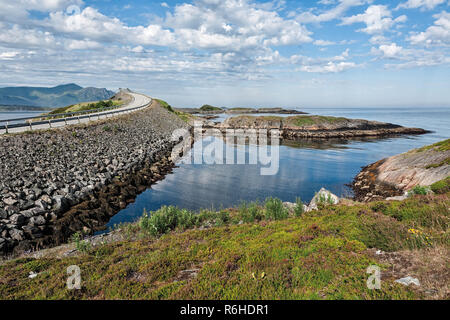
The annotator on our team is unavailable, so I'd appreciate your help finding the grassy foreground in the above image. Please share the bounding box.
[0,178,448,300]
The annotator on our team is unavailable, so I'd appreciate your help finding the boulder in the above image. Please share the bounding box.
[386,195,408,201]
[3,197,17,206]
[308,188,340,211]
[395,276,420,287]
[9,228,24,241]
[10,213,26,226]
[29,215,46,226]
[53,196,69,214]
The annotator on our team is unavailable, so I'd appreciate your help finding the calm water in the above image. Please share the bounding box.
[105,106,450,229]
[0,111,43,124]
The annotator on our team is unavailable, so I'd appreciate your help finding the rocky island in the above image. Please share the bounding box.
[210,115,430,139]
[175,106,307,115]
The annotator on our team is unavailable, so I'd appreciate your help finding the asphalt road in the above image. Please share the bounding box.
[0,92,152,135]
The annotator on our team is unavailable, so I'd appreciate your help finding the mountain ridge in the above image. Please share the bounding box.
[0,84,115,108]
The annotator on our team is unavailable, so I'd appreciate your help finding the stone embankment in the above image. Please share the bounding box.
[0,99,189,255]
[210,115,429,139]
[353,139,450,201]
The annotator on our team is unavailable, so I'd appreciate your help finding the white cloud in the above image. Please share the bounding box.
[369,35,389,44]
[300,61,357,73]
[0,51,20,60]
[378,43,403,58]
[46,7,175,46]
[371,41,450,68]
[341,5,407,34]
[0,0,83,23]
[0,25,57,48]
[291,48,358,73]
[396,0,446,11]
[66,39,101,50]
[314,39,336,46]
[296,0,371,24]
[38,1,311,54]
[165,0,312,49]
[409,11,450,46]
[130,46,145,53]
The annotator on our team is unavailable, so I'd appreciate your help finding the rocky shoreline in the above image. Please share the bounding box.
[175,107,307,115]
[206,115,430,139]
[353,139,450,201]
[0,99,189,255]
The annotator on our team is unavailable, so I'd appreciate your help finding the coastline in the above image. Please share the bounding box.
[0,100,190,255]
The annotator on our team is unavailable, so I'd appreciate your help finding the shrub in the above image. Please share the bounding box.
[238,201,264,223]
[140,206,183,236]
[315,192,335,209]
[294,197,305,217]
[430,177,450,194]
[215,210,230,226]
[371,202,388,213]
[177,209,197,230]
[264,197,289,220]
[409,185,430,196]
[71,232,91,253]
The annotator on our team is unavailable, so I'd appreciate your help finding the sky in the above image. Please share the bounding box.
[0,0,449,108]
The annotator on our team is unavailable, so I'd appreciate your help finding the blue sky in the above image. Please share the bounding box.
[0,0,449,108]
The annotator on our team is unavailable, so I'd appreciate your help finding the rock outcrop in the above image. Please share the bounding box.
[353,139,450,201]
[283,188,340,213]
[210,115,429,139]
[0,99,189,255]
[307,188,340,211]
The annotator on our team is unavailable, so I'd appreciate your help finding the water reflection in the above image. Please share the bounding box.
[105,107,450,229]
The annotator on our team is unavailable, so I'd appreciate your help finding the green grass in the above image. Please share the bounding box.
[228,107,255,111]
[155,99,174,113]
[415,139,450,153]
[294,198,305,217]
[286,116,349,127]
[430,177,450,194]
[227,115,283,122]
[1,192,447,300]
[200,105,222,112]
[425,157,450,169]
[155,98,192,123]
[47,100,120,115]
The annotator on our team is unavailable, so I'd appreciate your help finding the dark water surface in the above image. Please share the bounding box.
[98,107,449,229]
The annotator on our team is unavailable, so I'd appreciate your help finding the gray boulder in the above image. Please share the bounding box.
[307,188,340,211]
[10,213,26,226]
[9,228,24,241]
[395,276,420,286]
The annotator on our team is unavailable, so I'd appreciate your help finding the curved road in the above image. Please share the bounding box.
[0,92,152,135]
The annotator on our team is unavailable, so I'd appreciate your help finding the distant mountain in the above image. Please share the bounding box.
[0,84,116,108]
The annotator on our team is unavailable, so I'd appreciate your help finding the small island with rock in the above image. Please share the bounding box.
[208,114,430,139]
[175,105,307,115]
